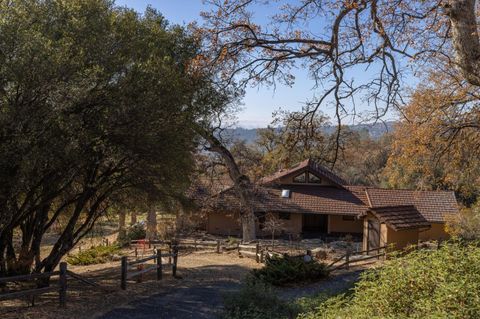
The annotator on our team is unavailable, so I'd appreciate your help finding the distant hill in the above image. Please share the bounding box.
[227,121,396,144]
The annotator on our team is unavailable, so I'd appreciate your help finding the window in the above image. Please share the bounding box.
[279,212,291,220]
[308,173,322,184]
[342,216,355,221]
[293,172,307,183]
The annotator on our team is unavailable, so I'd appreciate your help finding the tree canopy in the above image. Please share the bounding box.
[0,0,224,275]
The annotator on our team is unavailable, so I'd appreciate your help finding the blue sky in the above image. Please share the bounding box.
[116,0,400,128]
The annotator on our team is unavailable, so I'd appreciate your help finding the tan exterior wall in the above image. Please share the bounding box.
[386,228,419,250]
[281,213,303,234]
[362,213,420,251]
[328,215,363,234]
[258,212,303,236]
[419,223,449,241]
[206,211,241,236]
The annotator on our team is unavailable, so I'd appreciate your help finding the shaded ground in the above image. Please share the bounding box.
[279,269,364,300]
[97,280,240,319]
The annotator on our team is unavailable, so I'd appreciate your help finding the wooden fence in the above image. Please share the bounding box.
[237,243,263,262]
[120,246,178,290]
[130,239,222,254]
[0,262,68,307]
[327,246,387,271]
[0,246,180,307]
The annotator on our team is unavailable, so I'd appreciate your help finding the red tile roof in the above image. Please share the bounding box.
[367,205,431,231]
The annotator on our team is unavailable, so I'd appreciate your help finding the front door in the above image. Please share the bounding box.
[367,219,380,252]
[303,214,328,233]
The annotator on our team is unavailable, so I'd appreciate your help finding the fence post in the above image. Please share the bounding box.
[216,240,221,254]
[121,256,127,290]
[172,246,178,278]
[260,249,264,263]
[168,242,172,265]
[135,247,138,258]
[255,243,260,263]
[345,250,350,270]
[59,262,67,308]
[157,249,162,280]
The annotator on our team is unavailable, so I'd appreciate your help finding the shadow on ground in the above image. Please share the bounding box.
[96,264,251,319]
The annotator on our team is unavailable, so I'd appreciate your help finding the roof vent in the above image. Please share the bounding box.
[281,189,291,198]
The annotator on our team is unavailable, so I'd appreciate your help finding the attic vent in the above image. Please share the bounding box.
[281,189,291,198]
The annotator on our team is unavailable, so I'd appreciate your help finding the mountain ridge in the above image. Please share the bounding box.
[227,121,396,144]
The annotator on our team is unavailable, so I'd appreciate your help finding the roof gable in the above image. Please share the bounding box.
[259,159,347,186]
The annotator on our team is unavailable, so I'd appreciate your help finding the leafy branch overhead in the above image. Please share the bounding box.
[199,0,480,161]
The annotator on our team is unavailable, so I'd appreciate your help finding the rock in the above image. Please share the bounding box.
[303,255,312,262]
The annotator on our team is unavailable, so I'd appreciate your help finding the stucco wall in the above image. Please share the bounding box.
[281,213,303,234]
[206,211,241,236]
[419,223,449,241]
[328,215,363,234]
[362,213,420,251]
[258,212,303,236]
[386,228,419,250]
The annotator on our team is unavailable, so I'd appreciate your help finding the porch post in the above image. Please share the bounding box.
[327,215,331,234]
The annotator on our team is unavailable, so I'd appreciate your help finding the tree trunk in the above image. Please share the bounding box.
[118,209,126,241]
[146,207,157,240]
[130,211,137,225]
[197,126,256,241]
[445,0,480,86]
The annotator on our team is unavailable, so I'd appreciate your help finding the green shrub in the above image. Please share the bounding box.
[221,280,297,319]
[252,255,329,286]
[225,236,239,245]
[127,222,146,241]
[299,241,480,319]
[67,245,122,265]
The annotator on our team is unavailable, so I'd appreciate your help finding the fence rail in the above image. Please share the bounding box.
[328,246,387,272]
[120,246,178,290]
[0,262,67,307]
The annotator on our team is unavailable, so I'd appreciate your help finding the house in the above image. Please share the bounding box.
[206,159,459,251]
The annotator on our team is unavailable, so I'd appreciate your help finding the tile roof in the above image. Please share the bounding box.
[259,159,347,186]
[209,184,367,216]
[367,205,431,231]
[364,188,458,223]
[205,160,459,223]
